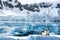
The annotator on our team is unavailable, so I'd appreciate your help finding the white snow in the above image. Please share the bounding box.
[18,0,58,4]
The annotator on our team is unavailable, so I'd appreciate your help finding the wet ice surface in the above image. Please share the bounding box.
[0,21,60,40]
[0,35,60,40]
[0,21,59,36]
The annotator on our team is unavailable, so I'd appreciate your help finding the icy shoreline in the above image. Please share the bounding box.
[0,35,60,40]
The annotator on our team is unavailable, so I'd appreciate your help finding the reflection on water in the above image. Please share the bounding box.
[0,21,60,36]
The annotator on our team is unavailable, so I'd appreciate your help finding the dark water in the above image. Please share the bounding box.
[0,21,60,36]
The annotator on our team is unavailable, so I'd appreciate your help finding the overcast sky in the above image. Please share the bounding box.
[18,0,59,4]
